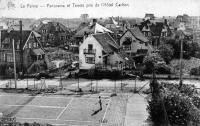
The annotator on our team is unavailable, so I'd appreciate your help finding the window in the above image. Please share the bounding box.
[42,29,47,34]
[6,53,13,62]
[87,44,93,53]
[60,36,65,41]
[3,54,6,61]
[148,32,151,36]
[0,53,5,62]
[85,57,95,64]
[88,44,93,50]
[33,42,37,48]
[16,41,20,49]
[28,42,32,48]
[123,45,131,50]
[124,37,132,44]
[42,36,45,42]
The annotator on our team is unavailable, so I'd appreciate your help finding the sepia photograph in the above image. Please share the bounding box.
[0,0,200,125]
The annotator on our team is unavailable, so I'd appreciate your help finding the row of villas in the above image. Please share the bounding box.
[0,21,75,76]
[0,15,186,76]
[78,20,154,70]
[78,15,193,71]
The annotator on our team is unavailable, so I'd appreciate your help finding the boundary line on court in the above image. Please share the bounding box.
[100,99,111,126]
[17,117,99,123]
[0,104,65,109]
[56,98,74,120]
[53,124,88,126]
[0,94,110,100]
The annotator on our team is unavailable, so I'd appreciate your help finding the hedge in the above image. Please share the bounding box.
[147,82,200,125]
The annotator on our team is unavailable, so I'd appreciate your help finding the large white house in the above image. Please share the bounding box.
[79,33,126,70]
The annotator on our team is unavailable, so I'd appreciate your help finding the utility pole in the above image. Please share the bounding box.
[19,20,23,75]
[59,64,63,89]
[179,34,183,89]
[12,39,17,89]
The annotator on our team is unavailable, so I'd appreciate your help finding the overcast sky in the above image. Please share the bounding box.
[0,0,199,18]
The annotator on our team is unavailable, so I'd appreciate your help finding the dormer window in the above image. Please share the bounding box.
[42,29,47,34]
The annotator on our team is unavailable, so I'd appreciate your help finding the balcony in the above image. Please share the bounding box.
[83,49,96,54]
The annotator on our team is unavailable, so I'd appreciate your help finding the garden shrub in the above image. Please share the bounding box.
[16,122,53,126]
[190,66,200,75]
[143,64,171,74]
[161,82,197,97]
[147,82,200,125]
[156,65,171,74]
[192,95,200,109]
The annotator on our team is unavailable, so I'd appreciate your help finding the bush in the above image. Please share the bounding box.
[147,82,200,125]
[155,65,171,74]
[190,66,200,75]
[192,95,200,109]
[158,44,174,64]
[162,82,197,97]
[143,64,171,74]
[16,122,53,126]
[143,53,171,74]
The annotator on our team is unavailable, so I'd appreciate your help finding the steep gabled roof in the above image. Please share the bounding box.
[1,30,31,45]
[76,22,90,32]
[92,33,119,53]
[128,27,149,43]
[75,23,113,37]
[35,21,70,33]
[1,30,42,50]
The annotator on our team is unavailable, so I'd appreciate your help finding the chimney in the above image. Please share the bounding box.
[92,19,97,25]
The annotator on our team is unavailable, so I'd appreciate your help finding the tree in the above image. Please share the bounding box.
[143,53,165,73]
[158,44,174,64]
[188,42,200,58]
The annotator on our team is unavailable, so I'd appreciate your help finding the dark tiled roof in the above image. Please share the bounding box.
[75,25,95,37]
[36,21,70,33]
[1,30,31,47]
[76,22,90,32]
[129,27,149,42]
[93,33,119,53]
[75,23,113,37]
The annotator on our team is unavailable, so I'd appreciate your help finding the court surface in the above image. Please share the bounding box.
[0,93,125,126]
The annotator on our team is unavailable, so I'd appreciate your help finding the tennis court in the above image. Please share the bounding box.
[0,94,113,126]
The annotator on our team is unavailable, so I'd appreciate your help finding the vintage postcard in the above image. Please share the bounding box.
[0,0,200,126]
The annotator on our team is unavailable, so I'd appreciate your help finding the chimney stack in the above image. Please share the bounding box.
[92,19,97,25]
